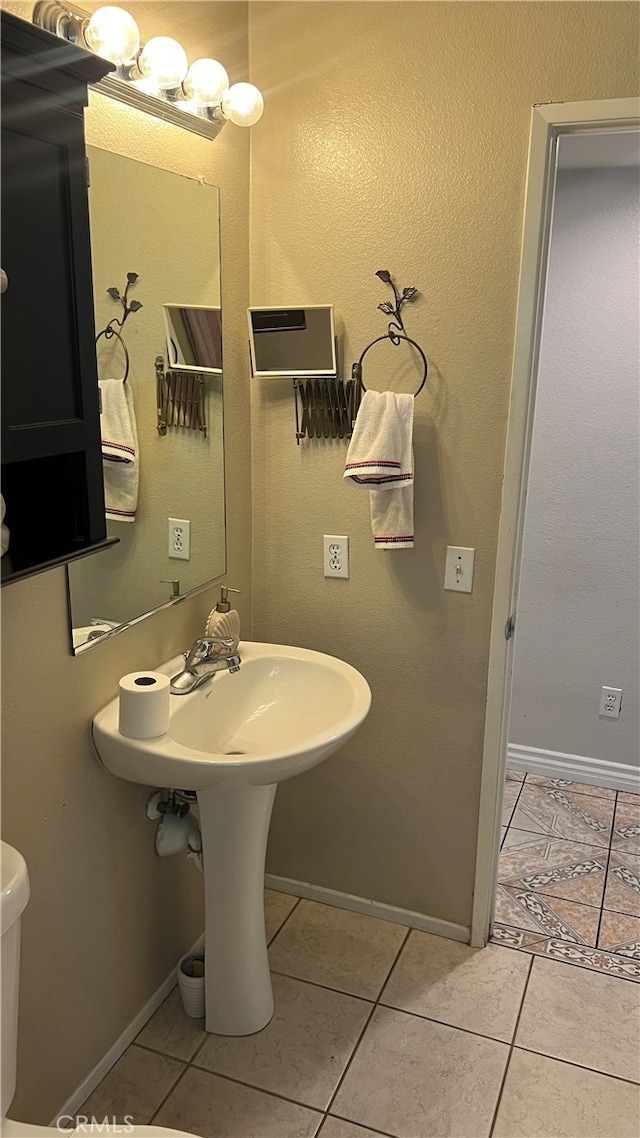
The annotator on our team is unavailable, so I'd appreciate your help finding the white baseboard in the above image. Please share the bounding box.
[51,932,204,1126]
[507,743,640,795]
[265,874,470,943]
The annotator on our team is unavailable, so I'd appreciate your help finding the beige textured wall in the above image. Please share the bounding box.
[0,1,251,1122]
[250,2,640,926]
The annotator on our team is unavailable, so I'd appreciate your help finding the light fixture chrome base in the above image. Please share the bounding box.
[32,0,228,142]
[97,74,226,141]
[32,0,86,44]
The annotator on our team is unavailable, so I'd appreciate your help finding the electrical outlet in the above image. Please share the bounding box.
[168,517,191,561]
[323,534,349,578]
[599,686,623,719]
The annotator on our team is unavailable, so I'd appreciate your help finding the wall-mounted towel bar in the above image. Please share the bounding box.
[95,271,143,385]
[352,270,428,399]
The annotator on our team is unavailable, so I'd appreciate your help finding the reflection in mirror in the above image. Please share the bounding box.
[248,305,336,377]
[67,133,225,653]
[164,305,223,374]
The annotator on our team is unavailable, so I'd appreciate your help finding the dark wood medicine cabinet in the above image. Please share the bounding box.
[1,11,118,585]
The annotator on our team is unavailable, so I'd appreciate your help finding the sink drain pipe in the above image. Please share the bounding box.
[146,790,203,871]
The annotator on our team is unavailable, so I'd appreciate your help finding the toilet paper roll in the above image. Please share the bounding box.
[118,671,170,739]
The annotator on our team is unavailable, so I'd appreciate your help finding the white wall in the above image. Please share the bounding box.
[510,163,640,770]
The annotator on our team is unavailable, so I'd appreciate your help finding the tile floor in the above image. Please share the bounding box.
[76,883,640,1137]
[493,770,640,980]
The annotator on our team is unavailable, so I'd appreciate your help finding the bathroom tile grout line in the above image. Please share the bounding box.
[488,952,535,1138]
[512,1044,640,1087]
[266,895,303,949]
[316,1114,395,1138]
[146,1057,328,1127]
[593,790,617,951]
[320,926,412,1124]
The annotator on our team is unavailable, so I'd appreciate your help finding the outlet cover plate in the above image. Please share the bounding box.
[169,517,191,561]
[324,535,349,578]
[599,686,623,719]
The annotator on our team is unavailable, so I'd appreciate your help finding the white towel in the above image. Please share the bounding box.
[0,494,9,557]
[99,379,139,523]
[344,390,415,549]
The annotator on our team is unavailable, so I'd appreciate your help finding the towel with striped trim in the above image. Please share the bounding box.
[99,378,139,523]
[344,390,414,549]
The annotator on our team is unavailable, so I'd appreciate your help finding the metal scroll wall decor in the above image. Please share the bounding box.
[352,269,428,399]
[95,271,143,383]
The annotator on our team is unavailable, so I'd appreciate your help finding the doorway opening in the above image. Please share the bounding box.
[471,99,640,960]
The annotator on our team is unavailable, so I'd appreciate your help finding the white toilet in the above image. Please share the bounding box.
[0,841,196,1138]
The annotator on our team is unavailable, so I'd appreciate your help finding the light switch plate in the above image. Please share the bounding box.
[444,546,475,593]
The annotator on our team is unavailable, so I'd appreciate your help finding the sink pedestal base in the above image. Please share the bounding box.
[197,783,276,1036]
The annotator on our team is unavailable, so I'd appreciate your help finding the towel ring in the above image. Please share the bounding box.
[95,322,130,383]
[354,333,428,398]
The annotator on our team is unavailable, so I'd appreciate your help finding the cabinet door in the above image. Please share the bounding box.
[1,74,107,577]
[1,77,102,458]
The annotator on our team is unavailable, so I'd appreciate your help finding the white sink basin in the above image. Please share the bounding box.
[92,641,371,1037]
[93,642,370,788]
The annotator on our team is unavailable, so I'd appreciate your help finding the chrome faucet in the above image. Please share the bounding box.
[170,635,241,694]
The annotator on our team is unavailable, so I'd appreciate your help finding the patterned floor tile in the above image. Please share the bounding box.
[499,829,607,908]
[495,886,600,944]
[598,909,640,959]
[618,791,640,805]
[528,937,640,982]
[506,770,526,783]
[612,800,640,854]
[502,779,522,827]
[490,923,550,951]
[510,785,614,847]
[526,775,616,800]
[603,851,640,917]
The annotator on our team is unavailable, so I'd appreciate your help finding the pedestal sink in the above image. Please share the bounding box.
[92,642,371,1036]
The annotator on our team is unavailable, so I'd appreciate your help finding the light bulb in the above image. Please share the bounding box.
[220,83,264,127]
[184,58,229,107]
[138,36,188,90]
[84,6,140,65]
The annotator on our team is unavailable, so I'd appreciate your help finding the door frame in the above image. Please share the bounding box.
[470,97,640,949]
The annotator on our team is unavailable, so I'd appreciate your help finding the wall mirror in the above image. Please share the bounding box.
[248,305,336,377]
[163,305,223,374]
[67,140,225,653]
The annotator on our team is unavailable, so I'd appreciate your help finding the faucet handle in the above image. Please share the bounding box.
[187,635,235,666]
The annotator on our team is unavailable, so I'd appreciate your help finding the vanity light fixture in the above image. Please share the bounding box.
[32,2,264,140]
